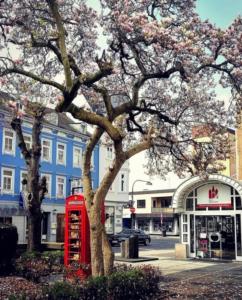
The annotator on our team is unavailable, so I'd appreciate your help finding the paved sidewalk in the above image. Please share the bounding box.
[115,248,242,299]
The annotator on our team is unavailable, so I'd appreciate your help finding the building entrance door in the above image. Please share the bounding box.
[56,213,65,242]
[195,216,235,260]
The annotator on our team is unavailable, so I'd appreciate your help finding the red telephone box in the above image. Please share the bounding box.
[64,193,106,279]
[64,193,91,278]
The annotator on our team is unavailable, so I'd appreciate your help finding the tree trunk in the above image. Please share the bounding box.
[89,205,104,276]
[102,226,114,275]
[28,210,42,252]
[27,170,42,252]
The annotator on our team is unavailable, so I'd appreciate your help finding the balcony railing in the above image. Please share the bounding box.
[151,207,174,214]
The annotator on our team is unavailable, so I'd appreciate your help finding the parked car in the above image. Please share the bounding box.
[108,234,121,246]
[112,228,151,246]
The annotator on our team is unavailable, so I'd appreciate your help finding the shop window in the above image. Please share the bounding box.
[182,214,188,243]
[186,198,193,211]
[137,219,149,231]
[236,197,242,210]
[236,214,242,256]
[0,217,12,224]
[153,219,161,232]
[190,215,195,253]
[195,199,206,211]
[137,199,146,208]
[183,214,187,223]
[183,224,188,232]
[187,191,194,198]
[221,197,234,210]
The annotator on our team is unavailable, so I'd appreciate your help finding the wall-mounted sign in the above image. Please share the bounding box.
[197,184,232,208]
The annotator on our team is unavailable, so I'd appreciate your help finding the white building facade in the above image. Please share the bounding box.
[123,189,179,235]
[99,144,130,234]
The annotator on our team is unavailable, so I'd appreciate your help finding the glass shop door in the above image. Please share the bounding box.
[195,216,235,260]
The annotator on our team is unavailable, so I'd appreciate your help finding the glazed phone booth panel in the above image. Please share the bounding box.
[64,194,91,278]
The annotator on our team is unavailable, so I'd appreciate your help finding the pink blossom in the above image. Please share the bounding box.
[13,59,23,65]
[56,95,63,102]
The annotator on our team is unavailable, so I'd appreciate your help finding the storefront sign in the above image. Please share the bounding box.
[197,184,232,208]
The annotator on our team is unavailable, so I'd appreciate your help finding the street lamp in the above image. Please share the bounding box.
[131,179,152,229]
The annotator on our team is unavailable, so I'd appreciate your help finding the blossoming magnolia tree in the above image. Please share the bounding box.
[0,0,241,276]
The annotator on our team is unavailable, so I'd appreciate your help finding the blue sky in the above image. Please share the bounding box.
[196,0,242,28]
[89,0,242,28]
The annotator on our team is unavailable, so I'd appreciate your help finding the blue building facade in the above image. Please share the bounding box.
[0,94,99,243]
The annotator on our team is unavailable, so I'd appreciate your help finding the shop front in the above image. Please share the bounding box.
[173,174,242,261]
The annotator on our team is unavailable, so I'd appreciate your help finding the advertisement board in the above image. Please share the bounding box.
[197,184,232,208]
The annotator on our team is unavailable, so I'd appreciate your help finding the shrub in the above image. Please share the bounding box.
[108,268,145,300]
[0,223,18,274]
[108,264,162,300]
[15,251,64,282]
[42,250,64,265]
[43,281,80,300]
[44,265,162,300]
[82,276,108,300]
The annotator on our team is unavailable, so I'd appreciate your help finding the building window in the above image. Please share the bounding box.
[1,168,14,193]
[42,139,52,162]
[137,199,146,208]
[120,173,126,192]
[91,153,94,169]
[56,176,66,198]
[70,178,82,194]
[107,146,113,159]
[73,147,82,167]
[3,129,15,155]
[23,133,32,150]
[20,171,28,192]
[41,173,51,197]
[57,143,66,165]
